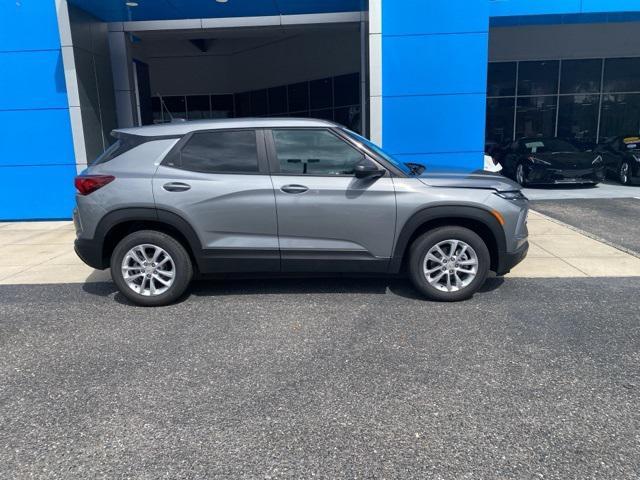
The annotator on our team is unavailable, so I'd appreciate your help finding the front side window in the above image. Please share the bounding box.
[178,130,259,174]
[272,129,366,175]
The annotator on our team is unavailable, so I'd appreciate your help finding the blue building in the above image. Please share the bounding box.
[2,0,640,220]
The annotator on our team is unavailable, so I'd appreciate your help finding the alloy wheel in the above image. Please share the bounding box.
[121,244,176,296]
[516,164,526,185]
[620,162,630,184]
[423,239,478,293]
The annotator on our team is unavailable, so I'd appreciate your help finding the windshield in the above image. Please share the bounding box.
[522,138,579,153]
[341,129,413,174]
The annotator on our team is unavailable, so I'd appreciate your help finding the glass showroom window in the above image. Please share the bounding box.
[600,94,640,139]
[516,96,557,139]
[486,56,640,143]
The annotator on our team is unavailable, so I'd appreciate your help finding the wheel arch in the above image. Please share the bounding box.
[93,208,202,271]
[390,205,507,274]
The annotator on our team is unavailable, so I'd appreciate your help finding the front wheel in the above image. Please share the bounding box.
[110,230,193,306]
[408,226,490,302]
[619,161,631,185]
[515,162,528,187]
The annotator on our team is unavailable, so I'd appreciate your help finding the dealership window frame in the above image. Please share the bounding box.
[486,57,640,144]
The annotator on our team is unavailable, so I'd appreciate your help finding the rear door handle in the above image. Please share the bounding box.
[163,182,191,192]
[281,184,309,194]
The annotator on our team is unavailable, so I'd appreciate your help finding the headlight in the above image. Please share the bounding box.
[528,156,551,166]
[495,190,528,201]
[592,155,603,165]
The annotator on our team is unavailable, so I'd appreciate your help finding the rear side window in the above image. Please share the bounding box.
[176,130,259,174]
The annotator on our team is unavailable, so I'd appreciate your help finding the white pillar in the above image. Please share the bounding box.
[368,0,382,145]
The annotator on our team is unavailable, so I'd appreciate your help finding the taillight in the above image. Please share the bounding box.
[74,175,115,195]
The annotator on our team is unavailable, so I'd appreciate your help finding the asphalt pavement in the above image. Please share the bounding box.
[1,277,639,479]
[532,198,640,256]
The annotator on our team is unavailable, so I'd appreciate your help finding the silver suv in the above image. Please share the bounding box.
[74,118,529,306]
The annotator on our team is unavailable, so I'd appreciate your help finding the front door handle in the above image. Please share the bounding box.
[163,182,191,192]
[281,184,309,194]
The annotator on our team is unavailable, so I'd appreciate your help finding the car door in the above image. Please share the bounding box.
[266,127,397,273]
[153,128,279,272]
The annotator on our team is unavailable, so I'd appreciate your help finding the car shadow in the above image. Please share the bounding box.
[81,274,505,305]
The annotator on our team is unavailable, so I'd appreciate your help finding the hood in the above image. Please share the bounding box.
[533,152,596,168]
[416,168,520,192]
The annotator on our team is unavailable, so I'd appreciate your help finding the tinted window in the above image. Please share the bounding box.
[604,57,640,93]
[310,78,333,109]
[334,73,360,107]
[487,62,517,97]
[520,138,579,154]
[516,96,557,138]
[186,95,210,120]
[178,130,259,173]
[273,129,365,175]
[600,93,640,138]
[560,59,602,94]
[486,97,515,143]
[518,61,559,96]
[557,94,599,143]
[92,135,147,165]
[288,82,309,112]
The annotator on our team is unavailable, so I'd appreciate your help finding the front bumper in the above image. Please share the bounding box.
[496,241,529,276]
[527,165,605,185]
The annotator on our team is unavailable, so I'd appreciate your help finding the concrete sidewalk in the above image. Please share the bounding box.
[0,212,638,285]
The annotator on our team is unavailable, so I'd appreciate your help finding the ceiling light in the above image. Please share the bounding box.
[125,1,138,6]
[216,0,229,3]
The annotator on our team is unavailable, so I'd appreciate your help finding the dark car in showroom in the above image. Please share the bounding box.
[594,135,640,185]
[501,137,605,187]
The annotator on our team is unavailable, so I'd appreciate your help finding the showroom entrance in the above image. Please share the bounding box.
[134,23,365,132]
[62,2,367,166]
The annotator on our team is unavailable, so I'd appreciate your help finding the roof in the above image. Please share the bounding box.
[114,118,338,137]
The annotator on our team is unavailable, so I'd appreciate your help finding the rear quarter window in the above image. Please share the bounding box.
[91,134,151,165]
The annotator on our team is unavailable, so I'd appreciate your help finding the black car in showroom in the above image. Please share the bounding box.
[501,137,605,187]
[594,135,640,185]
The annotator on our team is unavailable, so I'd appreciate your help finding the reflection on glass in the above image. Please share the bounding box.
[487,62,517,97]
[288,82,309,112]
[310,78,333,110]
[334,73,360,107]
[600,93,640,138]
[186,95,210,120]
[557,95,599,142]
[151,97,163,123]
[560,59,602,94]
[518,61,559,96]
[161,96,186,119]
[486,97,515,143]
[516,96,557,138]
[334,106,362,133]
[268,87,287,115]
[211,94,234,118]
[604,57,640,93]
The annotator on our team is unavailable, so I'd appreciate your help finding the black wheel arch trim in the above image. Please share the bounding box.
[389,205,507,274]
[87,207,203,270]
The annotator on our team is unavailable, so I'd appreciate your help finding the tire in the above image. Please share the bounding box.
[408,226,490,302]
[110,230,193,307]
[619,161,631,185]
[515,162,528,187]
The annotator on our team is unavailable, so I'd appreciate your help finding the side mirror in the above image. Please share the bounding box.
[355,163,385,179]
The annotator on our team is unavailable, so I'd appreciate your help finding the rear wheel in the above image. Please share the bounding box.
[110,230,193,306]
[408,226,490,302]
[619,161,631,185]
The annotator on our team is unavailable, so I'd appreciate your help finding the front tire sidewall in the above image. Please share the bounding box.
[619,162,631,185]
[111,230,193,307]
[409,227,490,302]
[515,163,528,187]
